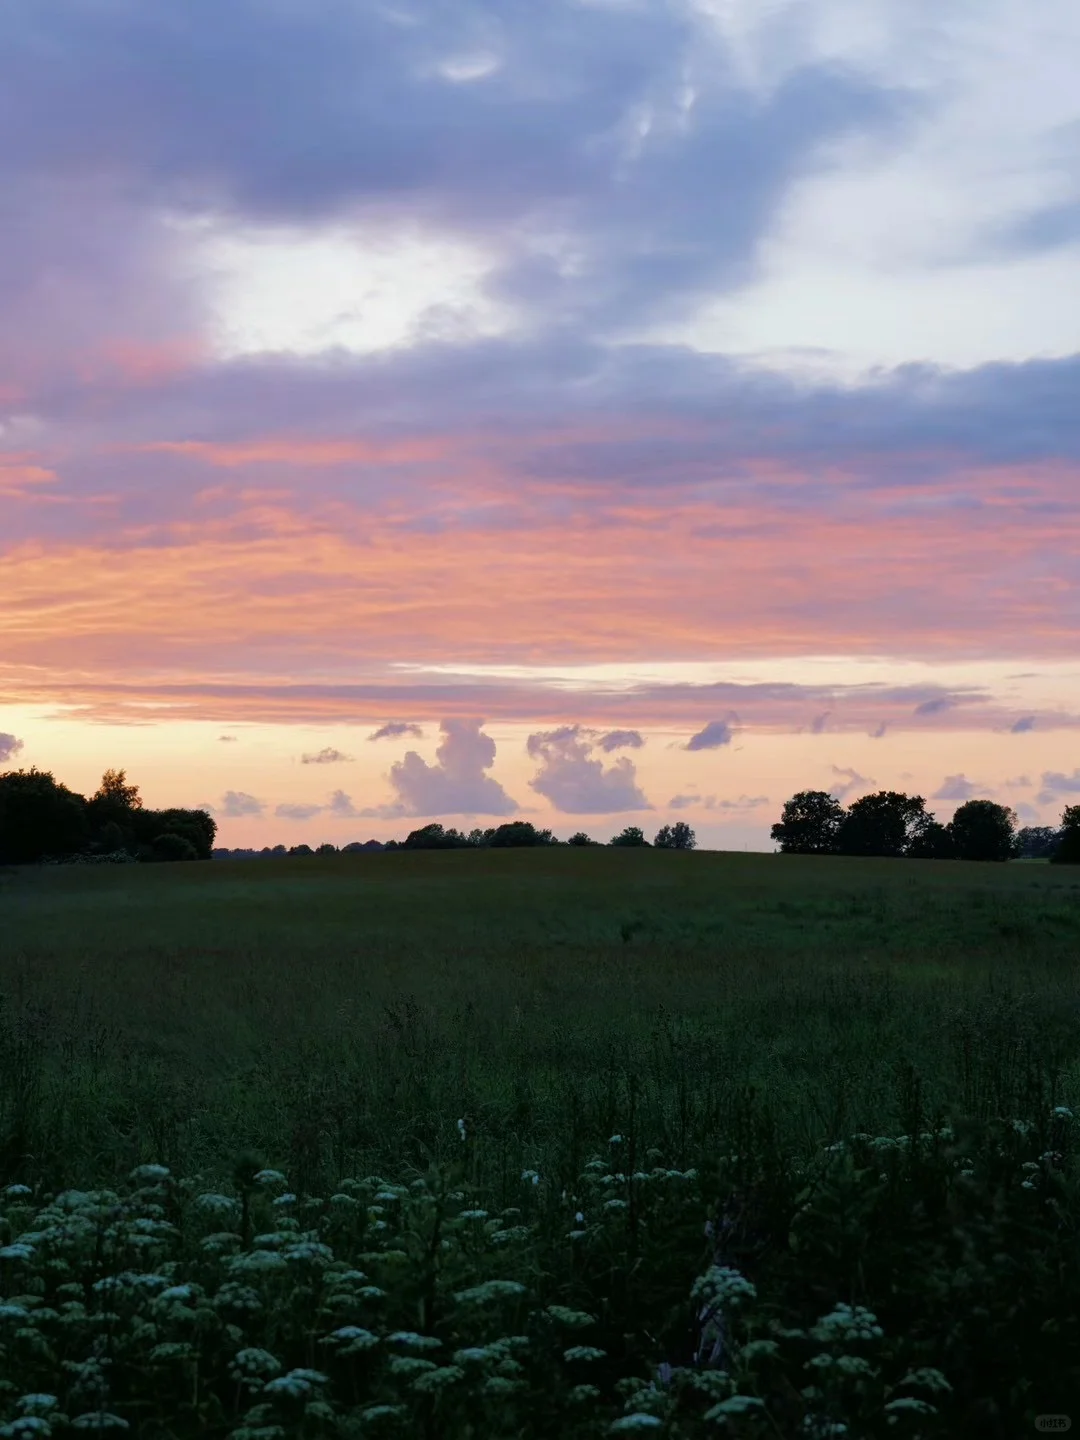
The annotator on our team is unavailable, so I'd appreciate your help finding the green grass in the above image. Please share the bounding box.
[2,848,1078,1193]
[1,850,1078,1436]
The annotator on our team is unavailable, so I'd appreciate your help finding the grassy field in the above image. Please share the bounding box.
[0,850,1078,1436]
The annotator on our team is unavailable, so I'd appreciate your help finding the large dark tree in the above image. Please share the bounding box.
[610,826,649,847]
[1051,806,1080,864]
[906,819,956,859]
[0,768,88,864]
[837,791,935,858]
[488,821,555,847]
[770,790,844,854]
[948,799,1018,862]
[654,822,696,850]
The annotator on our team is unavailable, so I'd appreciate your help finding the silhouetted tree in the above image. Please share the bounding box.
[1051,806,1080,864]
[488,821,555,847]
[316,842,337,854]
[289,843,314,856]
[0,768,89,864]
[837,791,935,858]
[1019,825,1063,860]
[770,791,844,854]
[610,826,649,847]
[906,820,956,859]
[148,832,199,862]
[654,822,696,850]
[948,799,1018,862]
[567,832,596,846]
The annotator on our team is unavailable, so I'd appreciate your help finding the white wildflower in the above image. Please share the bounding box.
[253,1170,287,1187]
[70,1416,130,1432]
[386,1332,441,1350]
[610,1417,663,1433]
[452,1279,527,1305]
[704,1395,766,1422]
[411,1365,464,1393]
[457,1119,467,1141]
[263,1369,327,1400]
[129,1164,170,1184]
[564,1346,606,1362]
[458,1209,489,1221]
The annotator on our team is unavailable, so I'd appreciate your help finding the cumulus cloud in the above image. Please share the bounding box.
[369,722,424,742]
[527,724,650,813]
[276,801,323,820]
[327,789,358,817]
[932,774,982,801]
[384,718,515,816]
[221,790,265,817]
[0,734,24,763]
[596,729,644,752]
[1003,775,1031,788]
[301,746,352,764]
[1010,715,1036,733]
[685,719,736,751]
[829,766,872,800]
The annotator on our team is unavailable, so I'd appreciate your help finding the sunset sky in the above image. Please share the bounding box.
[3,0,1080,848]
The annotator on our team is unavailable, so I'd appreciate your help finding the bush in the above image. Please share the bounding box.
[149,832,200,862]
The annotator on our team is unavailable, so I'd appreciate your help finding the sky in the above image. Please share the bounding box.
[3,0,1080,849]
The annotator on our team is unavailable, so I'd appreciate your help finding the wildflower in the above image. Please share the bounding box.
[129,1164,170,1184]
[194,1193,239,1217]
[610,1418,663,1433]
[263,1369,327,1400]
[544,1307,596,1324]
[15,1400,58,1416]
[2,1185,32,1199]
[283,1241,334,1265]
[271,1193,297,1208]
[358,1407,404,1423]
[227,1251,288,1275]
[704,1395,766,1422]
[0,1245,34,1262]
[1052,1106,1074,1120]
[321,1326,379,1353]
[609,1135,623,1145]
[253,1170,288,1187]
[897,1368,951,1395]
[71,1416,130,1432]
[564,1346,606,1362]
[884,1397,937,1421]
[411,1365,465,1393]
[453,1279,527,1305]
[230,1349,282,1383]
[520,1170,541,1186]
[2,1417,54,1437]
[810,1304,883,1343]
[690,1266,757,1308]
[457,1119,467,1141]
[386,1332,442,1350]
[388,1356,438,1377]
[575,1212,585,1224]
[458,1209,489,1221]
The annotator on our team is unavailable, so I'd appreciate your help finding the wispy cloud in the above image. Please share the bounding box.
[301,747,352,764]
[220,790,265,818]
[829,766,872,800]
[932,774,982,801]
[369,722,424,742]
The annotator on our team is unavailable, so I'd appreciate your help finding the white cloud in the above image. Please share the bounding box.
[383,718,516,816]
[932,773,982,800]
[527,725,650,813]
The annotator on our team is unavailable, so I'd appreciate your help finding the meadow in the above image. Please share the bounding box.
[0,850,1078,1437]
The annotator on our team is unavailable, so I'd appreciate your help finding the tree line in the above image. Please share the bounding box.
[216,821,698,857]
[0,767,215,865]
[0,765,699,865]
[770,789,1080,863]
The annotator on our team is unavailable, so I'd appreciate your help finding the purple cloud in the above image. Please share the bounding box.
[275,801,323,821]
[685,719,736,751]
[0,734,24,764]
[383,718,515,817]
[301,747,353,764]
[1036,769,1080,805]
[1010,716,1036,733]
[932,774,981,801]
[829,766,873,801]
[527,725,649,813]
[220,790,265,817]
[597,729,644,752]
[369,722,424,742]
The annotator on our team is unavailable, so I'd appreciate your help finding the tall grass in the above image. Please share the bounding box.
[0,851,1077,1434]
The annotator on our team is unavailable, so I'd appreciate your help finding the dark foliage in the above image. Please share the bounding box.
[1050,805,1080,864]
[654,822,697,850]
[610,825,650,847]
[0,768,89,864]
[771,790,845,854]
[948,799,1018,862]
